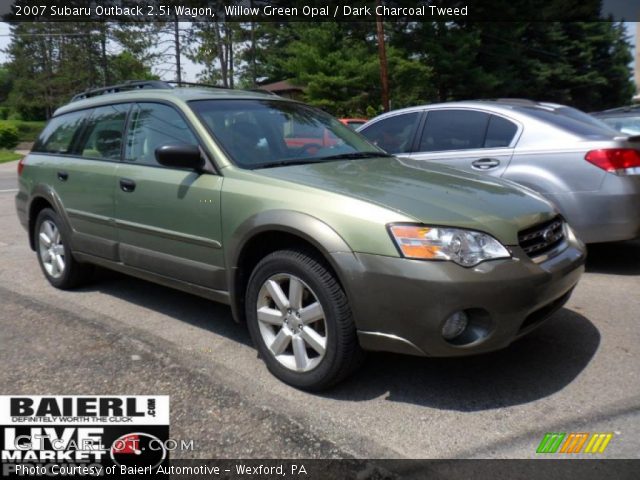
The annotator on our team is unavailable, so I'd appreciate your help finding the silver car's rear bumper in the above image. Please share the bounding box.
[545,174,640,244]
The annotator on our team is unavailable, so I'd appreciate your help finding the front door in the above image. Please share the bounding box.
[113,102,225,290]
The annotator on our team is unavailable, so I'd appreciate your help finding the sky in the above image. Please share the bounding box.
[0,22,637,87]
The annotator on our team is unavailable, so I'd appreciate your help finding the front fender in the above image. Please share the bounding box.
[225,210,358,323]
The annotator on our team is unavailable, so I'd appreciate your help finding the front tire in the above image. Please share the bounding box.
[245,249,363,390]
[34,208,92,289]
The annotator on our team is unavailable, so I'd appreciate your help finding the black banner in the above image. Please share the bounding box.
[1,0,638,23]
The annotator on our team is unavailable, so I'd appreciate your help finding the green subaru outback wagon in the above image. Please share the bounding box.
[16,81,586,390]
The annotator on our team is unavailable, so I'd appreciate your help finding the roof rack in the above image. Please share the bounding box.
[168,81,278,96]
[166,80,230,90]
[71,80,173,102]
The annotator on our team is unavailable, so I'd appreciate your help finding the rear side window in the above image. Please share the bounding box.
[32,110,87,154]
[419,110,489,152]
[77,104,129,160]
[125,103,198,166]
[518,107,615,138]
[359,112,420,154]
[484,115,518,147]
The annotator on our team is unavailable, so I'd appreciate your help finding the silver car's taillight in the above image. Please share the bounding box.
[585,149,640,175]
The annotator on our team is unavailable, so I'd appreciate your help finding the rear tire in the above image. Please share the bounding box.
[34,208,93,289]
[245,249,364,390]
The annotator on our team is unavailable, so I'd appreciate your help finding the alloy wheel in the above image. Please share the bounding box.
[256,273,328,372]
[38,219,65,279]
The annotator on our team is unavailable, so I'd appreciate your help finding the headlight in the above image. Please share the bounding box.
[388,224,511,267]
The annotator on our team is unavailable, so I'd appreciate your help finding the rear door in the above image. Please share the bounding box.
[113,102,225,290]
[31,104,129,260]
[407,109,519,177]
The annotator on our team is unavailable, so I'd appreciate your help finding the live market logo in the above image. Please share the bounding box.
[0,396,169,477]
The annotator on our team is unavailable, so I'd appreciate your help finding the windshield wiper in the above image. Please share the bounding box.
[253,151,393,169]
[253,158,327,169]
[318,151,393,160]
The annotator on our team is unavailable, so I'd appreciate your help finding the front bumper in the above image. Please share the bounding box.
[332,238,586,357]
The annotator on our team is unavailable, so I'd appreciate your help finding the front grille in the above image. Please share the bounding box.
[518,216,565,259]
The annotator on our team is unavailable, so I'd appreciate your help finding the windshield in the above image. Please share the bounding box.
[190,99,385,169]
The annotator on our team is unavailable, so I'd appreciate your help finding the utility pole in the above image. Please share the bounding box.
[173,18,182,85]
[376,0,390,112]
[100,22,108,87]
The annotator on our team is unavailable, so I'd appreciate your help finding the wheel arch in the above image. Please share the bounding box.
[27,186,70,251]
[226,210,355,324]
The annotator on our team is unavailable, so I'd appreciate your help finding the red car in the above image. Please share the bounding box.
[339,118,368,129]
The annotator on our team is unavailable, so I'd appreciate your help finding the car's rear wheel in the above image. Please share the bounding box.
[245,249,363,390]
[35,208,92,289]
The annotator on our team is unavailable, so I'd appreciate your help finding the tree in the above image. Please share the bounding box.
[4,21,158,120]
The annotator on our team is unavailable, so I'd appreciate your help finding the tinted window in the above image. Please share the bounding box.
[556,106,617,132]
[419,110,489,152]
[125,103,198,166]
[599,116,640,135]
[484,115,518,147]
[359,113,419,154]
[77,104,129,160]
[33,110,87,154]
[191,99,380,168]
[517,107,615,138]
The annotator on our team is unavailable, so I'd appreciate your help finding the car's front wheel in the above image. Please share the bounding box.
[245,249,363,390]
[34,208,92,289]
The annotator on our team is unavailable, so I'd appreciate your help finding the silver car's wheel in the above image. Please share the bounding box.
[256,273,327,372]
[38,219,65,279]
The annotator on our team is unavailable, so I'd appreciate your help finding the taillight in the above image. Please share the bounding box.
[585,149,640,174]
[17,156,26,176]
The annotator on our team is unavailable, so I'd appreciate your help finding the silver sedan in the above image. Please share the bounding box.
[358,99,640,244]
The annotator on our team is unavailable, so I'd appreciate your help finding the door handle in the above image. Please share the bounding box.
[57,171,68,181]
[471,158,500,170]
[119,178,136,193]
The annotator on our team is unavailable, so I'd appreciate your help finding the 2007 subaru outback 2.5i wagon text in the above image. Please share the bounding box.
[16,81,586,390]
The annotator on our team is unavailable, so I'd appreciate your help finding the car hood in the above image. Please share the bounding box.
[258,157,557,245]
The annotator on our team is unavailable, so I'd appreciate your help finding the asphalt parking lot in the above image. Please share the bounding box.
[0,159,639,459]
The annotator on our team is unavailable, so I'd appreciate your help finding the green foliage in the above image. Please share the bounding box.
[0,124,19,150]
[5,19,159,120]
[0,120,46,142]
[0,149,23,163]
[2,14,634,119]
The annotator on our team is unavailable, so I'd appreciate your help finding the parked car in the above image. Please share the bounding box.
[339,118,368,130]
[592,105,640,136]
[16,83,585,390]
[358,99,640,243]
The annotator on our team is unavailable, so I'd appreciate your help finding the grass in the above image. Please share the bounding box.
[0,149,22,163]
[0,119,46,143]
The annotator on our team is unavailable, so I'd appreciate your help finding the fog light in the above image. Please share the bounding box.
[442,311,468,340]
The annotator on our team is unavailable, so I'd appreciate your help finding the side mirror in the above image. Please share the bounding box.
[155,144,204,170]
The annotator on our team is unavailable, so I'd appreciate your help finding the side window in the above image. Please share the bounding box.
[77,104,129,160]
[419,110,489,152]
[32,110,87,155]
[125,103,198,166]
[359,112,420,154]
[484,115,518,148]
